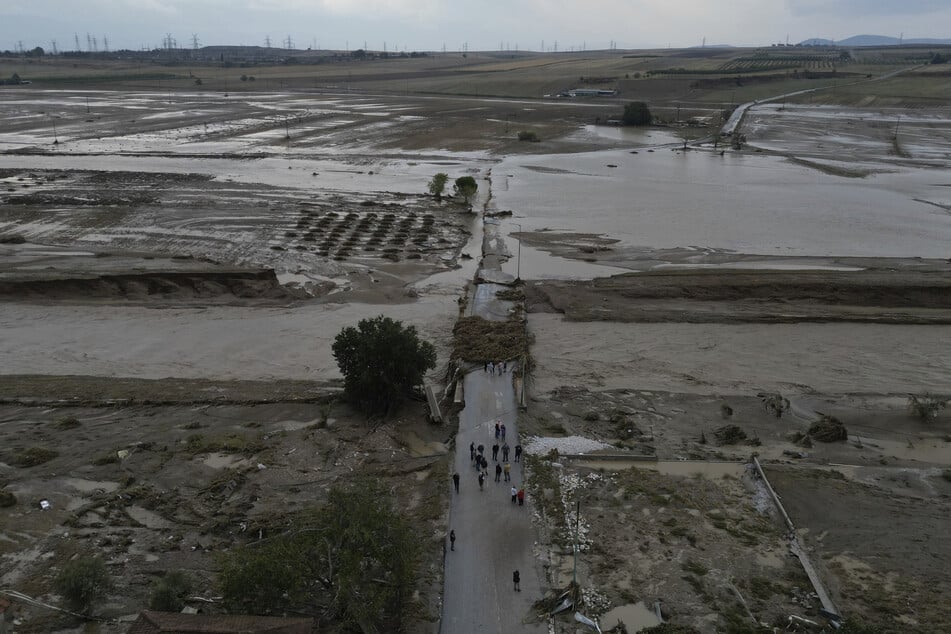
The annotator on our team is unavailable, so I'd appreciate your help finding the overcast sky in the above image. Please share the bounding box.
[3,0,949,53]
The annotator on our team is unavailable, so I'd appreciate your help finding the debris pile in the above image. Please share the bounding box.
[808,415,848,442]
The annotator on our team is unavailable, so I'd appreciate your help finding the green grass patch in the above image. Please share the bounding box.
[183,433,264,455]
[12,447,59,467]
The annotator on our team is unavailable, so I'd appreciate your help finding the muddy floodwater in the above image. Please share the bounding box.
[492,147,951,260]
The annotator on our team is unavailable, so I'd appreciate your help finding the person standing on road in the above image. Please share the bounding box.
[513,570,520,591]
[503,360,507,373]
[478,472,485,490]
[511,485,517,503]
[494,422,500,439]
[470,442,475,462]
[449,530,456,551]
[452,472,460,493]
[517,487,525,506]
[492,443,499,461]
[500,424,506,441]
[481,456,489,476]
[477,443,484,456]
[501,442,510,461]
[503,462,511,482]
[484,361,488,372]
[514,444,522,462]
[495,462,502,482]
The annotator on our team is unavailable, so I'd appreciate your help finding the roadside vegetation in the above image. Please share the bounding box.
[216,479,420,630]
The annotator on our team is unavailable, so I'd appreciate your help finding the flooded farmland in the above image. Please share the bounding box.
[2,85,951,632]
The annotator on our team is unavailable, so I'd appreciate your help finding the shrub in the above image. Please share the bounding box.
[713,425,747,446]
[0,489,16,507]
[55,556,112,614]
[908,393,947,423]
[218,480,419,628]
[149,571,193,612]
[808,415,848,442]
[12,447,58,467]
[56,416,81,430]
[517,130,540,142]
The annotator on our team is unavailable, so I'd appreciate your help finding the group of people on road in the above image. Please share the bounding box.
[450,414,529,595]
[484,359,508,375]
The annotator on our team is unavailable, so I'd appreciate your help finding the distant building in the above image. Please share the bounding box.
[127,610,314,634]
[566,88,618,97]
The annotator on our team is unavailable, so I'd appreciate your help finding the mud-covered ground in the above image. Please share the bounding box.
[0,380,452,633]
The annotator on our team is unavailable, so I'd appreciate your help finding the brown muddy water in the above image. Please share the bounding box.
[492,147,951,260]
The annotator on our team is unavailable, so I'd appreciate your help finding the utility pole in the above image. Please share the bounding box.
[894,114,902,139]
[51,39,58,55]
[74,33,81,52]
[571,499,581,586]
[192,34,199,49]
[512,223,522,281]
[103,36,109,52]
[265,35,271,48]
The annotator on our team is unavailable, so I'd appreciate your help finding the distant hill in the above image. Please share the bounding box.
[800,35,951,47]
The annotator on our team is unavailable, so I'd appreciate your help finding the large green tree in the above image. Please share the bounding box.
[453,175,478,206]
[332,315,436,416]
[622,101,652,126]
[217,480,420,632]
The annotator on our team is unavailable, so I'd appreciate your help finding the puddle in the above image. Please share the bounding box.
[500,232,628,280]
[651,262,864,272]
[203,452,249,469]
[850,436,951,465]
[401,430,446,457]
[600,602,662,632]
[572,459,745,478]
[61,478,120,494]
[270,419,320,432]
[126,505,173,529]
[551,551,576,587]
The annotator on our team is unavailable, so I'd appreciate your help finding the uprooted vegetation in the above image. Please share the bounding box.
[808,415,849,442]
[451,315,533,368]
[907,393,948,423]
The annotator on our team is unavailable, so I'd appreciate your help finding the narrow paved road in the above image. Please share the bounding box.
[442,368,545,633]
